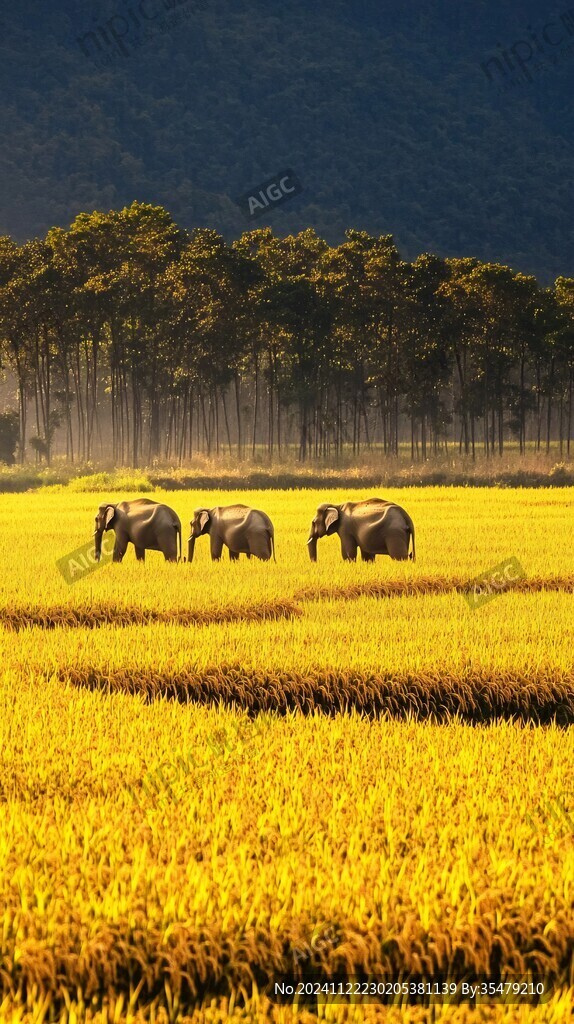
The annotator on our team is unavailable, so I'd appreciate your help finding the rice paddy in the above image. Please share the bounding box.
[0,486,573,1022]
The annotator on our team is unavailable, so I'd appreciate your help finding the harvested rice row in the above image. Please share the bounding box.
[0,600,302,631]
[60,665,574,723]
[3,577,573,631]
[295,576,574,602]
[1,922,571,1017]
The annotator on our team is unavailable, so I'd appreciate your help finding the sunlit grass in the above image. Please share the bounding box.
[0,487,572,1018]
[1,674,573,1016]
[0,487,572,614]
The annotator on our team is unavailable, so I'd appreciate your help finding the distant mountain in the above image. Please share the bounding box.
[2,0,574,281]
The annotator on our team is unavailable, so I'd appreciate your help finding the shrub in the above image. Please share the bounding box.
[68,472,154,492]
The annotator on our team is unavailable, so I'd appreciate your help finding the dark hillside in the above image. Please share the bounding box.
[1,0,574,281]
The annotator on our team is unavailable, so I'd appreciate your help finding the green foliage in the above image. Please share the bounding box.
[67,472,154,492]
[1,206,573,466]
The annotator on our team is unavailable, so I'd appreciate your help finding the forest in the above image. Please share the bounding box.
[1,202,573,466]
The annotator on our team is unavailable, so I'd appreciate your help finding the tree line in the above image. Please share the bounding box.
[0,201,573,465]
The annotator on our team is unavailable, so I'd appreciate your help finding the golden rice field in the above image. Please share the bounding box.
[0,486,573,1022]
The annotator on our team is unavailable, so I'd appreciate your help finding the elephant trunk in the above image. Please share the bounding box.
[307,533,318,562]
[187,536,195,563]
[94,528,103,562]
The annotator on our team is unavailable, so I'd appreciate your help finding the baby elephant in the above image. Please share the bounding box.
[188,505,275,562]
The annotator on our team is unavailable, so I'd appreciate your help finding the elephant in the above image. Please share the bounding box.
[188,505,275,562]
[307,498,415,562]
[94,499,182,562]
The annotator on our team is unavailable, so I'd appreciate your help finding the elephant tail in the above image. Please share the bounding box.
[176,523,182,562]
[408,518,416,561]
[271,530,276,563]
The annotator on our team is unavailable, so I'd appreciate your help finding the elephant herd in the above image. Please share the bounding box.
[94,497,416,565]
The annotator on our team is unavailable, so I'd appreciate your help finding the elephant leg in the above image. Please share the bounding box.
[135,546,146,562]
[229,550,240,561]
[360,549,376,562]
[157,528,178,562]
[249,535,272,561]
[210,535,224,561]
[112,538,128,562]
[340,535,358,561]
[385,530,409,561]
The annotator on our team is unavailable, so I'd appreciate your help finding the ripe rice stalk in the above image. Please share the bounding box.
[57,665,574,724]
[0,600,302,631]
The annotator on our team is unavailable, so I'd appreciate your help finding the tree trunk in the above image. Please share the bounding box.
[546,357,555,455]
[234,371,242,460]
[564,362,568,454]
[222,388,232,455]
[252,352,259,459]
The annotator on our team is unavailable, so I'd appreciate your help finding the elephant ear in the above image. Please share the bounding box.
[325,506,339,532]
[199,510,210,531]
[104,506,116,528]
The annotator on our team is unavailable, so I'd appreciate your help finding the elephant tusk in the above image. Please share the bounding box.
[306,538,314,544]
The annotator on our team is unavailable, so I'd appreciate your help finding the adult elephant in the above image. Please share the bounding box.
[188,505,275,562]
[307,498,415,562]
[94,499,181,562]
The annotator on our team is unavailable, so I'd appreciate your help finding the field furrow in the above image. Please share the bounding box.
[295,575,574,601]
[55,665,574,723]
[0,599,301,631]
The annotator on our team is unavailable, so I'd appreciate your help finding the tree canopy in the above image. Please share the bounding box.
[1,203,573,465]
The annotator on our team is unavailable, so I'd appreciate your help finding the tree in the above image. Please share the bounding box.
[0,411,19,464]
